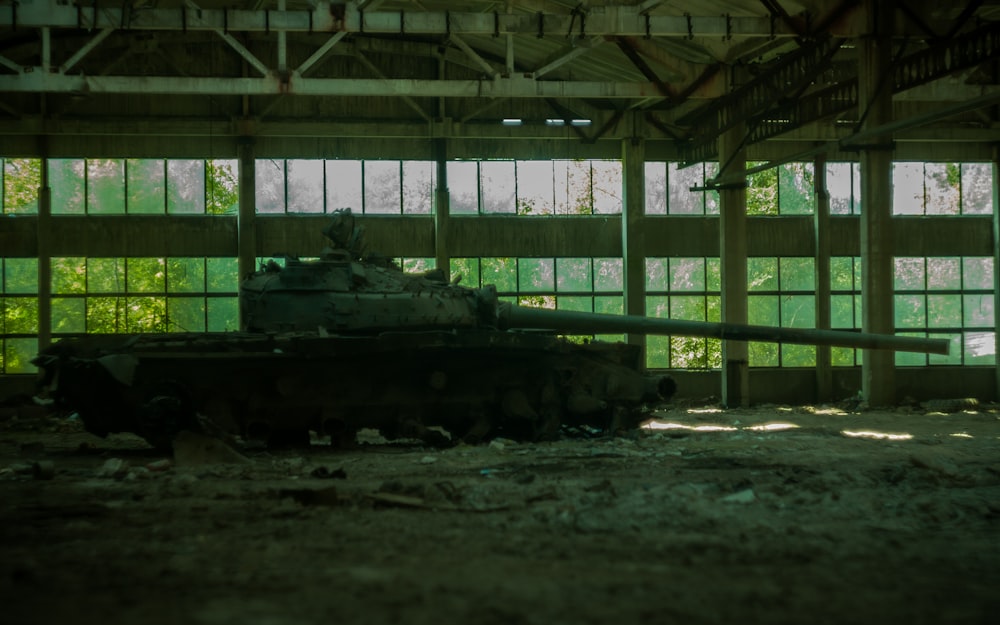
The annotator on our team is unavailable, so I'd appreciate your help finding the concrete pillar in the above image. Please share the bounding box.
[813,154,833,402]
[992,145,1000,401]
[859,0,896,406]
[37,152,52,351]
[621,132,646,356]
[237,139,256,330]
[433,139,450,279]
[719,122,749,407]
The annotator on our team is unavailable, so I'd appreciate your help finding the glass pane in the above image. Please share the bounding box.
[964,331,995,364]
[87,296,125,332]
[126,159,166,214]
[4,297,38,333]
[207,258,238,293]
[52,297,86,334]
[364,161,402,214]
[746,162,778,216]
[832,346,858,367]
[449,258,480,287]
[924,163,960,215]
[557,295,592,312]
[830,257,855,290]
[592,160,622,215]
[479,161,515,215]
[287,160,325,213]
[781,295,815,328]
[749,295,778,325]
[831,295,857,329]
[127,258,165,293]
[3,159,40,214]
[402,161,434,215]
[668,162,703,215]
[325,160,363,213]
[168,297,206,332]
[928,333,962,366]
[517,258,554,293]
[894,257,925,290]
[556,258,591,292]
[167,160,206,214]
[256,159,285,214]
[4,338,38,373]
[88,258,126,293]
[52,257,86,294]
[645,258,669,290]
[646,295,669,318]
[125,296,166,332]
[87,159,125,214]
[481,258,517,292]
[50,159,86,214]
[782,344,815,367]
[961,163,992,214]
[896,334,928,367]
[749,342,779,367]
[670,258,705,292]
[517,160,554,215]
[671,295,706,320]
[927,294,962,328]
[671,336,708,369]
[826,162,854,215]
[926,257,960,290]
[4,259,38,293]
[962,257,993,290]
[778,162,813,214]
[706,259,721,292]
[593,258,622,292]
[780,257,815,291]
[594,296,623,315]
[892,162,924,215]
[206,159,238,215]
[448,161,479,214]
[207,297,239,332]
[894,294,925,329]
[647,335,670,368]
[518,294,554,309]
[748,258,778,291]
[167,258,205,293]
[402,258,434,274]
[645,162,667,215]
[554,160,590,215]
[963,294,994,327]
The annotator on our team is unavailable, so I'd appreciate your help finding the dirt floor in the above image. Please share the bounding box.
[1,399,998,625]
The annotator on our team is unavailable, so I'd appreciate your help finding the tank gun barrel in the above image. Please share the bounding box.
[498,304,949,355]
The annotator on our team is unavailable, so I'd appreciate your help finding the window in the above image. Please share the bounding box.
[892,162,993,215]
[2,158,41,214]
[645,257,722,369]
[644,162,720,215]
[747,257,816,367]
[0,258,39,373]
[893,257,994,366]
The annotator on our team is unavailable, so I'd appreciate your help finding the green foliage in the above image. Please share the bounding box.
[746,162,778,216]
[50,159,86,214]
[87,159,126,214]
[3,159,40,214]
[207,160,238,215]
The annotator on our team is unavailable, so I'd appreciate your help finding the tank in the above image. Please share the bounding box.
[32,209,948,449]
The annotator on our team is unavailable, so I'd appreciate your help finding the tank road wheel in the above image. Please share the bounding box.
[136,381,197,450]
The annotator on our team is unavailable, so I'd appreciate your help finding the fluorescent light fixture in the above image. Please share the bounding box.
[545,118,566,126]
[570,119,592,126]
[502,118,523,126]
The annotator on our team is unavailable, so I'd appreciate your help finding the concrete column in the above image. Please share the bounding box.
[992,145,1000,401]
[621,133,646,355]
[237,139,256,330]
[813,154,832,402]
[433,139,450,279]
[37,153,52,351]
[719,122,749,407]
[859,0,896,406]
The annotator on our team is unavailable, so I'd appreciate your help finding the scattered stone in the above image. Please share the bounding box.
[310,466,347,479]
[173,431,251,467]
[720,488,756,504]
[418,455,438,464]
[147,459,173,472]
[98,458,129,479]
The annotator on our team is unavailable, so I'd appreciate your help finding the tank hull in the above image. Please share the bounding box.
[34,330,675,448]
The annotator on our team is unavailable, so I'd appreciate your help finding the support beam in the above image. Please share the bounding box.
[993,145,1000,400]
[237,139,257,329]
[449,35,500,79]
[719,120,749,408]
[433,139,450,282]
[859,0,896,406]
[813,153,832,402]
[60,29,114,74]
[621,126,646,356]
[37,153,52,353]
